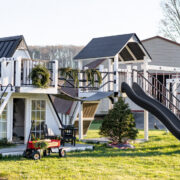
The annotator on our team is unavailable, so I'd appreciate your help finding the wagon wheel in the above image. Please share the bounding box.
[59,148,66,157]
[32,150,41,160]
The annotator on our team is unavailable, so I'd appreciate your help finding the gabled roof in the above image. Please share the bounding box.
[142,36,180,47]
[0,35,24,58]
[74,33,151,61]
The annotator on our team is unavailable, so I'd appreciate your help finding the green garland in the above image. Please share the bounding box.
[59,67,102,87]
[30,65,50,88]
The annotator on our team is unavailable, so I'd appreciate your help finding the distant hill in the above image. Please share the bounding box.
[29,45,83,68]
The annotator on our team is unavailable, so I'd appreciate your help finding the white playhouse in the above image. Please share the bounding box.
[0,33,180,144]
[0,35,61,143]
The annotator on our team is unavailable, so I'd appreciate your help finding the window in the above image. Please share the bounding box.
[0,105,7,139]
[31,100,46,139]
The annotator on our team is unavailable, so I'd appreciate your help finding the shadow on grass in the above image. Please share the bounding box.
[66,144,180,158]
[1,144,180,162]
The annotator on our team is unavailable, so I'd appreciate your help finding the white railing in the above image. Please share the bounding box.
[0,57,58,89]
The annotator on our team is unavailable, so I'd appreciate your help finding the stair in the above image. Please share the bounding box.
[0,84,14,115]
[132,70,180,119]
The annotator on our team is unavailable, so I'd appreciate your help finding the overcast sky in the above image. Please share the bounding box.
[0,0,162,46]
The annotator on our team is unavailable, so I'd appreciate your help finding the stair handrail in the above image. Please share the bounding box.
[132,69,180,115]
[0,83,13,103]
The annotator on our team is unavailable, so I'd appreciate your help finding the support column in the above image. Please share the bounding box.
[126,65,132,86]
[132,66,137,83]
[113,54,119,102]
[143,56,149,141]
[78,102,83,140]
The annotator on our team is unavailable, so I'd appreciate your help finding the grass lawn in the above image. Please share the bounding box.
[1,121,180,179]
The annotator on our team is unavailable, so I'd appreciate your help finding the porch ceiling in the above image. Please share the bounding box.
[119,42,146,62]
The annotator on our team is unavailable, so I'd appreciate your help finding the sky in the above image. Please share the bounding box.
[0,0,162,46]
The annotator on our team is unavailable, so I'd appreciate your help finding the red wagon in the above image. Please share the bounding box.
[23,139,66,160]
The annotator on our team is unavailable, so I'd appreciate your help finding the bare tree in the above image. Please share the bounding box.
[160,0,180,41]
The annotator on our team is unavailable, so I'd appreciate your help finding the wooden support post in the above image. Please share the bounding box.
[126,65,132,86]
[78,101,83,140]
[143,56,149,141]
[144,110,149,141]
[113,55,119,102]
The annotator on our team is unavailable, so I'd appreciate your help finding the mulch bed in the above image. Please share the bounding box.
[108,142,134,149]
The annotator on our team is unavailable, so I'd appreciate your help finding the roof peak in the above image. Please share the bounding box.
[142,35,180,46]
[92,33,135,40]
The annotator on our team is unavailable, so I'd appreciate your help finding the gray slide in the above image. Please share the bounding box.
[121,82,180,140]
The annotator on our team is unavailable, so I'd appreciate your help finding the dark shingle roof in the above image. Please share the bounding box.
[74,33,135,60]
[0,35,23,58]
[83,59,106,69]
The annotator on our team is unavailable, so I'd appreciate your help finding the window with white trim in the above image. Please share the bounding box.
[0,105,7,139]
[31,100,46,139]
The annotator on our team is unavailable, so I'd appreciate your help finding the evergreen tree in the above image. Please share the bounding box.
[100,97,138,144]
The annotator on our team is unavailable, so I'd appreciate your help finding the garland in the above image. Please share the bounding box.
[85,69,102,86]
[30,65,50,88]
[59,67,102,87]
[34,141,48,150]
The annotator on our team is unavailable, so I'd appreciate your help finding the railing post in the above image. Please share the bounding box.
[1,58,7,86]
[166,82,170,109]
[113,54,119,102]
[108,58,113,91]
[99,65,104,92]
[52,60,58,88]
[78,61,83,96]
[172,82,177,114]
[133,66,137,83]
[15,57,22,87]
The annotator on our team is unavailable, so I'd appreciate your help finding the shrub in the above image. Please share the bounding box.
[100,97,138,144]
[0,138,12,146]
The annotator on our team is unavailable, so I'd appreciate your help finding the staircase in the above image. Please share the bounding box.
[0,84,14,115]
[132,69,180,119]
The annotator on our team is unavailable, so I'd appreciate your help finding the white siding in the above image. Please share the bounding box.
[7,93,61,143]
[143,38,180,67]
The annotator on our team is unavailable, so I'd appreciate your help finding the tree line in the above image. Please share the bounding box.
[29,45,83,68]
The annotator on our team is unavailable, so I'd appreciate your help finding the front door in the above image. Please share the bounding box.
[13,98,25,143]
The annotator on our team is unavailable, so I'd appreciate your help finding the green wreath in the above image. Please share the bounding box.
[30,65,50,88]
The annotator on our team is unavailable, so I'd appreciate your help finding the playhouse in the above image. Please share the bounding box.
[0,33,180,144]
[0,36,61,143]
